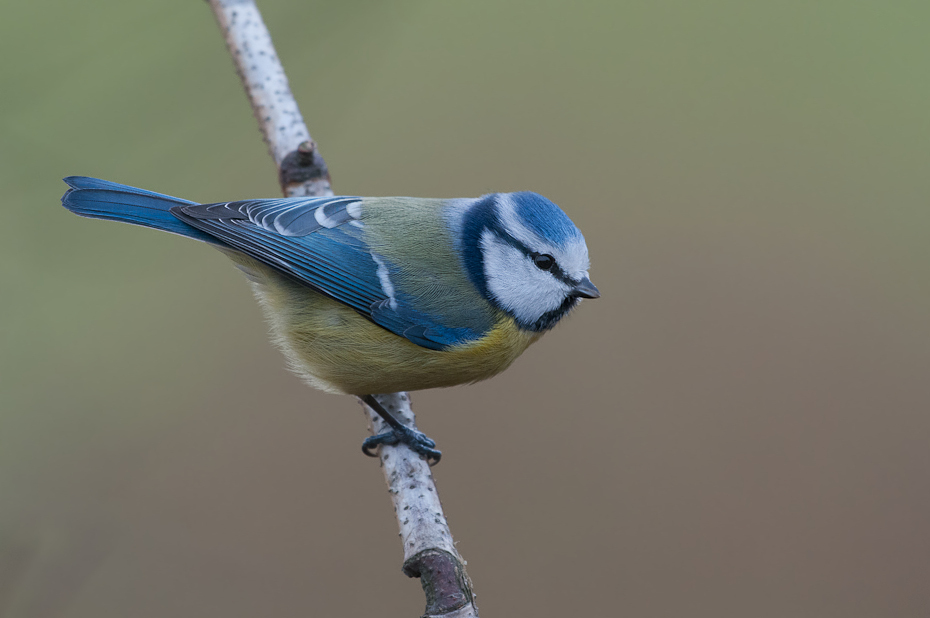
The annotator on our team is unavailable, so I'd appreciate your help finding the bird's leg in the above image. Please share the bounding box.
[361,394,442,465]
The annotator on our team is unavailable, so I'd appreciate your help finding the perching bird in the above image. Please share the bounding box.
[61,177,599,462]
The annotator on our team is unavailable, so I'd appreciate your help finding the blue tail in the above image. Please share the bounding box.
[61,176,220,245]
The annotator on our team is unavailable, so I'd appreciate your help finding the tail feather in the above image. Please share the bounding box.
[61,176,220,245]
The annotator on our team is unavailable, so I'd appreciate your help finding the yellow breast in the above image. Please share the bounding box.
[238,257,541,395]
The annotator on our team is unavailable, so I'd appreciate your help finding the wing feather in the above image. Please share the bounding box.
[170,198,479,349]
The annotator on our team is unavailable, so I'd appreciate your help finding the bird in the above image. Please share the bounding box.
[61,176,599,462]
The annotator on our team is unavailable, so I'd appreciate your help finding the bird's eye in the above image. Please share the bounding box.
[532,253,555,271]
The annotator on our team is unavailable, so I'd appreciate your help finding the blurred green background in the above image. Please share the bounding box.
[2,1,929,616]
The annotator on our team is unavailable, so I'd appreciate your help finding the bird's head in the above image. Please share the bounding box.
[459,192,599,332]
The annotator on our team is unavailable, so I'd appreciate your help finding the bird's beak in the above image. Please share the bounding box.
[570,277,600,299]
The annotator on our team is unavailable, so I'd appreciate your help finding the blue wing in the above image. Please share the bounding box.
[179,197,364,237]
[171,198,480,350]
[62,178,482,348]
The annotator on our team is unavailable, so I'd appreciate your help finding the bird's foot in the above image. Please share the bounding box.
[362,424,442,465]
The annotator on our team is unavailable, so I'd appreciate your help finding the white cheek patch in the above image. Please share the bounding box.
[481,230,569,325]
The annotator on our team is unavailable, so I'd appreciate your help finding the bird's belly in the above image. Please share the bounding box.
[243,260,540,395]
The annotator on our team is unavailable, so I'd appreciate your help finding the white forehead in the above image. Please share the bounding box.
[496,194,590,278]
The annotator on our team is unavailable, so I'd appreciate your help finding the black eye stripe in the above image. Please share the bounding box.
[483,219,578,287]
[548,262,571,284]
[490,225,578,287]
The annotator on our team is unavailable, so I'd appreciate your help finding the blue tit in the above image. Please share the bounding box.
[61,176,599,460]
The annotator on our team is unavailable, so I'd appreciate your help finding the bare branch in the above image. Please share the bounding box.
[205,1,478,615]
[365,394,477,617]
[208,0,331,197]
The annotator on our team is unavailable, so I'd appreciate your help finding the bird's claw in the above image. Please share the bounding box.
[362,425,442,465]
